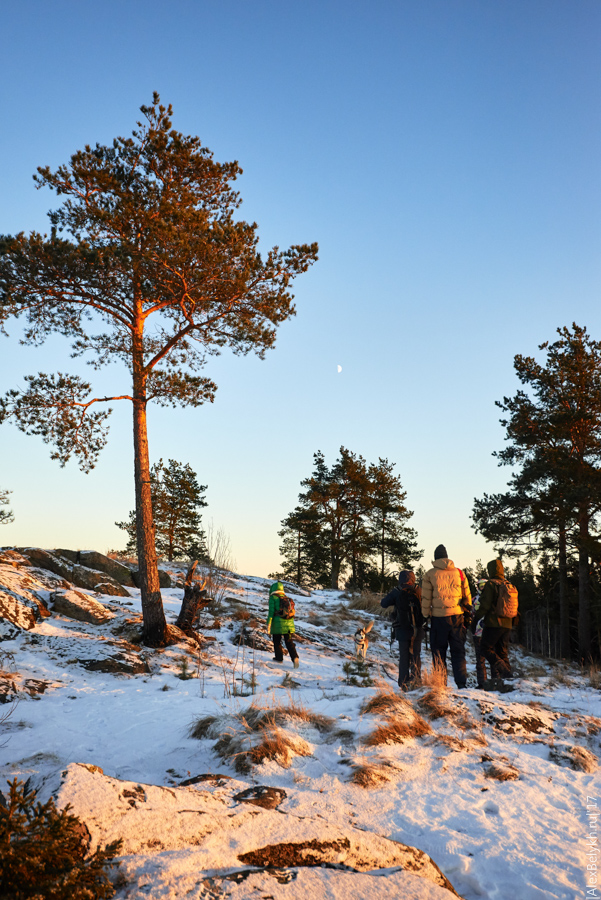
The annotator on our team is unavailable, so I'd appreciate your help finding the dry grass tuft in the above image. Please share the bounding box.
[549,666,574,687]
[237,698,334,734]
[418,689,451,720]
[189,714,221,740]
[419,660,449,689]
[360,685,413,717]
[361,711,432,747]
[587,663,601,690]
[215,725,312,774]
[349,762,397,788]
[346,592,383,615]
[482,755,520,781]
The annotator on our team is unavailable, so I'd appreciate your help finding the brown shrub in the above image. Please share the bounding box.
[346,593,383,615]
[360,685,412,717]
[419,660,448,689]
[361,713,431,747]
[349,762,396,788]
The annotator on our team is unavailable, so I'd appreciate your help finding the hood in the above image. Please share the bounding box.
[398,570,416,588]
[269,581,285,596]
[487,559,505,579]
[433,558,454,570]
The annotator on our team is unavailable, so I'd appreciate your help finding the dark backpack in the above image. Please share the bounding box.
[493,579,519,618]
[277,596,295,619]
[393,586,423,630]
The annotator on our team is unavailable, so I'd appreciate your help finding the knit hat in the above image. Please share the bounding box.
[269,581,285,597]
[398,570,416,588]
[478,578,488,590]
[434,544,448,560]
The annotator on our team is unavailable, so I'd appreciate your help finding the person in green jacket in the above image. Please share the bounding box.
[267,581,299,668]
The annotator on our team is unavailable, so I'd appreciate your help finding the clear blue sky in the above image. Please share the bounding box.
[1,1,600,577]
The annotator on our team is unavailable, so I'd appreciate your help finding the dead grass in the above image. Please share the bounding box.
[549,666,574,687]
[587,663,601,690]
[215,724,313,774]
[361,712,431,747]
[419,660,449,689]
[418,689,451,720]
[188,714,221,740]
[360,684,413,717]
[237,698,334,734]
[349,761,397,788]
[481,754,520,781]
[346,592,383,615]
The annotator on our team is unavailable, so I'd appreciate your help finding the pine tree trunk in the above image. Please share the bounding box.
[578,509,591,661]
[296,530,301,585]
[132,348,168,646]
[558,525,570,658]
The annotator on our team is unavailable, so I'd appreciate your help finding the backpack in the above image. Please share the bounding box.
[392,586,423,630]
[494,579,519,618]
[277,596,295,619]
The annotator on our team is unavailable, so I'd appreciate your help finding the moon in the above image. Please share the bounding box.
[337,365,342,373]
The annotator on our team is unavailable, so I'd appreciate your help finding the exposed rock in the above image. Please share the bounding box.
[180,774,232,787]
[231,626,271,651]
[478,699,558,736]
[75,551,135,587]
[0,585,50,632]
[17,548,130,596]
[79,652,149,676]
[94,582,130,597]
[233,786,287,810]
[550,742,597,773]
[50,589,115,625]
[0,550,30,568]
[43,764,462,899]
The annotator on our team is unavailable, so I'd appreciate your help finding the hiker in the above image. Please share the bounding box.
[267,581,300,669]
[477,559,518,682]
[381,569,424,689]
[421,544,472,688]
[471,577,489,689]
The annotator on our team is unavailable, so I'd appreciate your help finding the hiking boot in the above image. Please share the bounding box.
[482,678,515,693]
[293,658,300,669]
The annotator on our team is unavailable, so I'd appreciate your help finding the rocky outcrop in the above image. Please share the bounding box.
[16,549,131,597]
[56,550,135,587]
[50,589,115,625]
[0,562,51,633]
[41,765,462,899]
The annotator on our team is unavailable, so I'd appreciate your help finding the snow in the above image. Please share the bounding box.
[1,557,598,898]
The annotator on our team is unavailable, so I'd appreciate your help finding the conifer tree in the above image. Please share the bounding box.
[473,324,601,659]
[368,458,421,589]
[0,489,13,526]
[0,95,318,645]
[277,505,329,587]
[116,458,208,561]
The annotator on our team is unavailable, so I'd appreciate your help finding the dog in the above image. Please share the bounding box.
[354,620,374,660]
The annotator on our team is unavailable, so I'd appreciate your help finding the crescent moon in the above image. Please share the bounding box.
[337,365,342,373]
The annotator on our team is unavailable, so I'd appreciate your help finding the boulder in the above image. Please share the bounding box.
[16,549,130,596]
[233,786,287,810]
[94,582,129,597]
[0,587,49,632]
[50,589,115,625]
[0,550,30,568]
[74,551,135,587]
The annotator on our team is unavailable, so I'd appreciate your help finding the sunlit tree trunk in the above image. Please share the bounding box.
[132,323,168,646]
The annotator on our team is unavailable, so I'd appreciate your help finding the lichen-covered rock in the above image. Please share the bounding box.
[50,589,115,625]
[70,551,135,587]
[17,548,130,596]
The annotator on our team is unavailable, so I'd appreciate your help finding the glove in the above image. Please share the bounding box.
[463,609,472,629]
[267,618,272,636]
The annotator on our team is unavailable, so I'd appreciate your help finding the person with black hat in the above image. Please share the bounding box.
[421,544,472,688]
[381,570,424,689]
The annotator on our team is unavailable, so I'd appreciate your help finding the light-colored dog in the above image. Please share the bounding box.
[354,620,374,660]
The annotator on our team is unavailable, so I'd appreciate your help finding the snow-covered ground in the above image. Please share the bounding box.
[1,554,598,899]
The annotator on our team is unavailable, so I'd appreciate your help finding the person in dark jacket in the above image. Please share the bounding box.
[471,577,489,688]
[381,570,424,688]
[267,581,299,668]
[477,559,515,680]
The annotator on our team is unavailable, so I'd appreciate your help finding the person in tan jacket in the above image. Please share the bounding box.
[421,544,472,688]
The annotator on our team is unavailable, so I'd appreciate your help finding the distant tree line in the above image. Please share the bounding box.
[472,324,601,661]
[274,448,421,591]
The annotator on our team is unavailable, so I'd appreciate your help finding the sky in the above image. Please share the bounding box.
[0,0,600,578]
